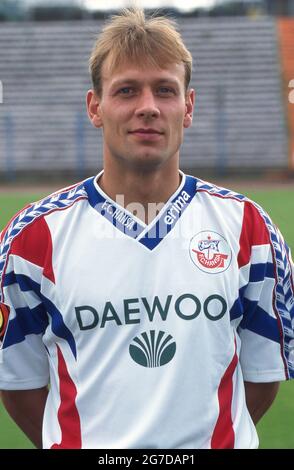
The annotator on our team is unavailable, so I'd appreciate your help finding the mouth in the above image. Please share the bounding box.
[128,128,164,139]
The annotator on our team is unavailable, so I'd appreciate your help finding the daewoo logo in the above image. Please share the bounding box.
[75,293,227,331]
[129,330,176,368]
[164,190,191,225]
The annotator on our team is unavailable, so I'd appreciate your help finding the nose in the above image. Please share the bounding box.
[135,89,160,119]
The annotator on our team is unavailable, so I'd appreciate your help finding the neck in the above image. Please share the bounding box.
[98,161,181,224]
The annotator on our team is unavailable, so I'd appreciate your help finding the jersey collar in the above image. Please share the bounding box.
[84,170,197,251]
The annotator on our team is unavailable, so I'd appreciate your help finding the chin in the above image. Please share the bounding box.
[130,154,168,172]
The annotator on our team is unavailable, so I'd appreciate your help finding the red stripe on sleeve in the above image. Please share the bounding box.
[238,201,270,268]
[51,345,82,449]
[10,216,55,283]
[211,339,238,449]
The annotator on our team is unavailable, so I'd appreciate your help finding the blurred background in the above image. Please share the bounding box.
[0,0,294,449]
[0,0,294,181]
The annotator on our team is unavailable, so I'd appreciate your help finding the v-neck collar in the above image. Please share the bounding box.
[83,170,197,251]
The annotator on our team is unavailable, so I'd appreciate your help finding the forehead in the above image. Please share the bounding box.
[101,57,186,88]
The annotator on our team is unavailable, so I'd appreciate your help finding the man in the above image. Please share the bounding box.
[0,8,293,449]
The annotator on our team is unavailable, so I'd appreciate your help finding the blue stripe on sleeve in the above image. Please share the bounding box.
[249,262,274,283]
[3,273,77,359]
[4,303,49,348]
[239,302,281,343]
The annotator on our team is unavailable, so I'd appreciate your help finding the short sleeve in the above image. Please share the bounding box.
[0,218,50,390]
[237,201,294,382]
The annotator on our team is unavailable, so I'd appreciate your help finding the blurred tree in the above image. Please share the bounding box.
[209,0,294,16]
[0,0,23,21]
[26,0,86,20]
[0,0,293,21]
[264,0,294,15]
[29,5,85,21]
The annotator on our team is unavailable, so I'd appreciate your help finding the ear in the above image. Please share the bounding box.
[86,89,103,129]
[183,89,195,129]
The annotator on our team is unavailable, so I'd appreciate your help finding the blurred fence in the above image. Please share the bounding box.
[0,16,290,179]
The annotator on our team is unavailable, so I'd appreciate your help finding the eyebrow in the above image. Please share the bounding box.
[110,78,181,89]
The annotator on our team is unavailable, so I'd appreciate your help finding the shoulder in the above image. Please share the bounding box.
[196,178,270,220]
[196,178,248,204]
[1,179,89,244]
[0,179,91,285]
[195,177,280,246]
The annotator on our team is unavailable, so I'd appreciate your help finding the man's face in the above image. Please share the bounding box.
[87,58,195,171]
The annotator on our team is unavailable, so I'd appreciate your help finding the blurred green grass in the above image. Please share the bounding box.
[0,187,293,449]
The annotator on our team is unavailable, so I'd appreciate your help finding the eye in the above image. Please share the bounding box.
[117,87,135,96]
[157,87,176,96]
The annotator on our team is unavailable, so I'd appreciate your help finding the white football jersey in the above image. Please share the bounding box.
[0,171,293,449]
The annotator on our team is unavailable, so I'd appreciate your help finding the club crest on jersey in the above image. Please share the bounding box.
[189,231,232,274]
[0,303,10,342]
[129,330,176,368]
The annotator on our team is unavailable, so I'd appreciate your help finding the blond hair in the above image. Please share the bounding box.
[89,8,192,95]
